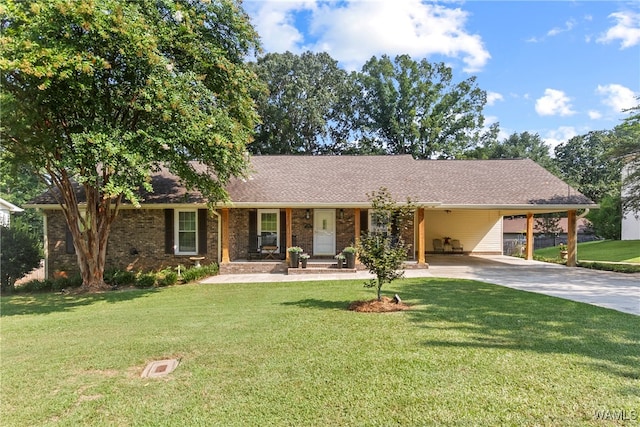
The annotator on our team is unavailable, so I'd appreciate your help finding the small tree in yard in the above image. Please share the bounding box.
[1,225,41,294]
[357,188,415,301]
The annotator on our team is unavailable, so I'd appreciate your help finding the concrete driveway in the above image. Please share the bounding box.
[421,255,639,316]
[201,255,640,316]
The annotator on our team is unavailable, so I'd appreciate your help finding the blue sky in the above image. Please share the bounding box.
[243,1,639,151]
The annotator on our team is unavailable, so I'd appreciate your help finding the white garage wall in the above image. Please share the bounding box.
[424,210,503,254]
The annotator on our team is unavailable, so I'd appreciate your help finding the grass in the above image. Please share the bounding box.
[2,279,639,426]
[535,240,640,263]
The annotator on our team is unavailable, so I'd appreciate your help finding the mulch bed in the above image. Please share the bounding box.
[348,296,412,313]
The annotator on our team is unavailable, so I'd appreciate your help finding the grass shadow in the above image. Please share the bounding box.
[396,277,640,381]
[281,298,354,311]
[1,288,159,317]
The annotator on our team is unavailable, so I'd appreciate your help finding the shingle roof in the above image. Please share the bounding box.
[28,155,596,209]
[224,156,594,207]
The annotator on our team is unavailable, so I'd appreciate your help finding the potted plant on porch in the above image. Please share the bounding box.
[287,246,303,268]
[300,253,310,268]
[334,253,345,269]
[342,246,356,269]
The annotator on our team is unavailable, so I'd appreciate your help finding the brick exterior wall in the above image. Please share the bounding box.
[44,207,416,277]
[45,209,219,277]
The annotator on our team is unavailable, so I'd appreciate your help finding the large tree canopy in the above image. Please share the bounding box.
[554,131,622,203]
[250,51,351,154]
[355,54,486,159]
[0,0,262,291]
[609,102,640,214]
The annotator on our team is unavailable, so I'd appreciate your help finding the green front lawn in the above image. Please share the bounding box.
[2,280,638,426]
[536,239,640,263]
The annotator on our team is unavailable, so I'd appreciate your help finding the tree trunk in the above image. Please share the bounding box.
[59,181,119,293]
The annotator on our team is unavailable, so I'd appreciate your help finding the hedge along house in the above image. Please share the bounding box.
[28,156,597,278]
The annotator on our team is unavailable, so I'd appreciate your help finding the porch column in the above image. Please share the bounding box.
[567,210,577,267]
[221,208,230,264]
[525,213,534,260]
[286,208,292,262]
[354,208,361,244]
[417,207,426,264]
[354,208,361,264]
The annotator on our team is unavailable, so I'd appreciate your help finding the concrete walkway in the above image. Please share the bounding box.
[200,255,640,316]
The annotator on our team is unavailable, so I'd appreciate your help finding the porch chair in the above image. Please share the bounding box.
[451,239,464,253]
[432,239,444,253]
[247,235,262,260]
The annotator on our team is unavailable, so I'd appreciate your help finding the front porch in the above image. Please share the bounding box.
[218,257,429,275]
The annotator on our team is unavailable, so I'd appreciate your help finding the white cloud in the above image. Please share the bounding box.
[596,84,637,114]
[535,89,575,117]
[245,1,316,53]
[544,126,578,154]
[547,19,576,37]
[597,11,640,49]
[588,110,602,120]
[486,91,504,106]
[246,0,491,72]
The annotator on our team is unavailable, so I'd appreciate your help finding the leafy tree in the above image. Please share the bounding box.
[0,160,47,239]
[250,51,351,154]
[1,0,262,292]
[554,131,622,202]
[357,188,415,301]
[355,54,486,159]
[609,102,640,214]
[587,194,622,240]
[1,225,41,294]
[471,131,555,171]
[535,213,563,238]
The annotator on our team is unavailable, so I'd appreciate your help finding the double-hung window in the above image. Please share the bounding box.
[258,209,279,252]
[176,210,197,254]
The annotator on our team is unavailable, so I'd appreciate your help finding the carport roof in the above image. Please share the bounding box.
[28,155,597,210]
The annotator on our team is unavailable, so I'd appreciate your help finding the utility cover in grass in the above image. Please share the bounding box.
[141,359,179,378]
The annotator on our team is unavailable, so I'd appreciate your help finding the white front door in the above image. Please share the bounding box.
[313,209,336,255]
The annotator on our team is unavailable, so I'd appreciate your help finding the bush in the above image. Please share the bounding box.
[13,275,82,294]
[578,261,640,274]
[15,279,52,293]
[104,269,136,287]
[135,273,156,288]
[0,225,42,294]
[180,263,218,283]
[156,268,178,287]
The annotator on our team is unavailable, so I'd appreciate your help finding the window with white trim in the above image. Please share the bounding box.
[258,209,279,252]
[368,210,390,234]
[175,210,197,254]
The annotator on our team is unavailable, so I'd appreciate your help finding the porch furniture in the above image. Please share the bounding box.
[451,239,463,253]
[247,235,279,260]
[262,245,278,260]
[433,239,444,253]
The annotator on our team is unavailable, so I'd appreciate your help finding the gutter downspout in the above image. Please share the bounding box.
[577,208,590,220]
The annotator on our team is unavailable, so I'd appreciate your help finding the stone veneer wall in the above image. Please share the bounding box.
[45,208,219,278]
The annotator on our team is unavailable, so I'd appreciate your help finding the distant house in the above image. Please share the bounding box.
[621,163,640,240]
[28,156,597,277]
[503,216,596,254]
[0,197,23,227]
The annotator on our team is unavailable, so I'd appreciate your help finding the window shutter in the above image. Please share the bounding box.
[248,210,257,250]
[360,209,368,234]
[198,209,207,255]
[65,227,75,254]
[164,209,174,254]
[280,210,286,249]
